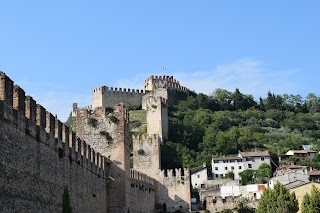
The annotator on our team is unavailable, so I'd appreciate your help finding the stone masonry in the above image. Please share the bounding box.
[0,71,191,213]
[0,72,109,213]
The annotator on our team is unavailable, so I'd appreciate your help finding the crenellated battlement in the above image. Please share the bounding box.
[143,75,189,92]
[92,85,146,109]
[0,71,108,177]
[130,169,155,187]
[93,86,146,94]
[132,133,161,142]
[159,168,190,186]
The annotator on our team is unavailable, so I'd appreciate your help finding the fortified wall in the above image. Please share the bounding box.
[92,86,146,110]
[71,74,191,212]
[133,134,191,212]
[0,72,110,213]
[73,102,156,212]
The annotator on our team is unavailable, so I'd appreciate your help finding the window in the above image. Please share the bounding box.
[248,164,252,168]
[197,174,200,178]
[261,157,264,161]
[231,166,234,170]
[239,166,242,169]
[215,174,219,178]
[215,167,218,170]
[225,167,228,170]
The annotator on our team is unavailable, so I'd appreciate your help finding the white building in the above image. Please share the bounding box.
[211,151,271,180]
[285,150,317,161]
[190,164,208,189]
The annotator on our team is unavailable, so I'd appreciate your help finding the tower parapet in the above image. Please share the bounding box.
[133,134,161,178]
[92,86,146,110]
[143,75,189,92]
[144,96,168,140]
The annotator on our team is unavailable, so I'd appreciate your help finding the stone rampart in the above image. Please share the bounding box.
[92,86,146,109]
[130,169,156,212]
[133,134,161,177]
[0,71,109,212]
[144,75,189,92]
[156,169,191,212]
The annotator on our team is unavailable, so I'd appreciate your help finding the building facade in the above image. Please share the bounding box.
[212,151,271,180]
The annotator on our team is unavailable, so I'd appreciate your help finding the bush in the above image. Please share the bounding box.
[87,117,98,127]
[99,131,112,140]
[109,115,119,124]
[138,149,145,155]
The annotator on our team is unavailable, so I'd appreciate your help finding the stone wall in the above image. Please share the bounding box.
[130,170,155,212]
[143,75,189,92]
[0,72,109,213]
[92,86,146,110]
[133,134,161,178]
[75,103,132,213]
[145,96,168,140]
[156,169,191,212]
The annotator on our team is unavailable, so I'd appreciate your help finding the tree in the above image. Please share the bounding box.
[224,171,235,180]
[62,186,72,213]
[301,185,320,213]
[256,182,298,213]
[255,163,272,183]
[239,169,255,185]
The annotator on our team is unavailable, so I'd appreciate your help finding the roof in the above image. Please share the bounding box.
[212,156,242,161]
[308,170,320,176]
[190,165,207,174]
[239,151,270,157]
[277,165,307,170]
[284,180,311,190]
[287,150,317,154]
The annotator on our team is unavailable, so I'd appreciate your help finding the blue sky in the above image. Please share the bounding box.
[1,1,319,121]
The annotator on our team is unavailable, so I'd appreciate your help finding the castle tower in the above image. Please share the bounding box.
[92,86,146,110]
[75,103,131,213]
[132,134,161,179]
[145,96,168,140]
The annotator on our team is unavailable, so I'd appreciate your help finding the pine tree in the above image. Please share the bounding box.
[256,182,299,213]
[62,186,72,213]
[301,185,320,213]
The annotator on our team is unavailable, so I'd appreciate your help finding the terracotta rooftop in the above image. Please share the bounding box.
[239,151,270,157]
[308,170,320,176]
[288,150,317,154]
[276,165,307,171]
[212,156,242,161]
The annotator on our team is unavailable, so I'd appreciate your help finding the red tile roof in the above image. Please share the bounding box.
[290,150,317,154]
[308,170,320,176]
[239,151,270,157]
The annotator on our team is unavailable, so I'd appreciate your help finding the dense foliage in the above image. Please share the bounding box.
[239,163,272,185]
[162,88,320,169]
[256,182,298,213]
[301,185,320,213]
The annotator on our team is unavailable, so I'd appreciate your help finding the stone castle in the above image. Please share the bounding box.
[0,72,192,213]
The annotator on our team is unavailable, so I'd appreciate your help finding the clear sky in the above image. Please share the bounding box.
[1,1,319,121]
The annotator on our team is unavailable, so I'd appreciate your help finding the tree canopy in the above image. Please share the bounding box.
[256,182,298,213]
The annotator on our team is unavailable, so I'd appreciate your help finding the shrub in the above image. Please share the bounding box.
[88,117,98,127]
[109,115,119,124]
[138,149,145,155]
[99,131,112,140]
[130,120,142,128]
